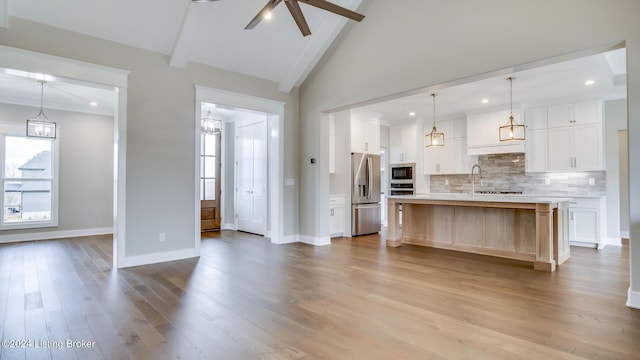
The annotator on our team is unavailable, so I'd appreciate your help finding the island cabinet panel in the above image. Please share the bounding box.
[453,207,486,247]
[516,210,537,254]
[387,196,570,272]
[484,209,517,251]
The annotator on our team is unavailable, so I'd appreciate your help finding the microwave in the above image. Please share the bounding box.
[391,163,415,181]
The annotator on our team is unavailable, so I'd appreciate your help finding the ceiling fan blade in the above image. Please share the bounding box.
[299,0,365,22]
[285,0,312,36]
[245,0,283,30]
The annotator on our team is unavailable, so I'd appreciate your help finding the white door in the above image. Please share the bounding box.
[236,119,267,235]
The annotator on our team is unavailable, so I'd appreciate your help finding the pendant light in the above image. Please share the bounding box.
[499,76,525,141]
[26,80,56,139]
[201,109,222,134]
[425,93,444,147]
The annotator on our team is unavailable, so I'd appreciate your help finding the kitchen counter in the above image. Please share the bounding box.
[387,194,571,272]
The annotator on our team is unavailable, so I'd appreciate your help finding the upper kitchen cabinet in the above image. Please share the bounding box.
[547,99,604,171]
[390,122,417,164]
[524,107,548,172]
[466,110,525,155]
[424,118,476,175]
[349,109,381,154]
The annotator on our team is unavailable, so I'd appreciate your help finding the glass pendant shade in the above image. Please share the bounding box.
[201,110,222,134]
[27,118,56,139]
[26,80,56,139]
[499,76,525,142]
[425,92,444,148]
[499,116,525,141]
[425,126,445,147]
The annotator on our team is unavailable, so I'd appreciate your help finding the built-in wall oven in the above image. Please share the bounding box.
[390,163,415,196]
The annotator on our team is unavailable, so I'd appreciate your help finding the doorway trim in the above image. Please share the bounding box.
[195,86,285,244]
[0,44,129,268]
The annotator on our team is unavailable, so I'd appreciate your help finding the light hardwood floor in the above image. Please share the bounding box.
[0,231,639,359]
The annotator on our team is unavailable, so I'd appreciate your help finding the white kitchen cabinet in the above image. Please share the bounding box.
[390,122,417,163]
[527,99,603,171]
[548,100,601,128]
[525,107,548,130]
[569,197,606,248]
[350,110,380,154]
[524,107,548,172]
[525,128,548,172]
[454,137,477,173]
[548,123,603,171]
[424,140,454,174]
[424,118,474,175]
[466,110,525,155]
[329,195,346,237]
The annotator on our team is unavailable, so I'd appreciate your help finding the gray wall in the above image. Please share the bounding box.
[0,17,299,257]
[299,0,640,301]
[605,99,629,240]
[0,103,113,234]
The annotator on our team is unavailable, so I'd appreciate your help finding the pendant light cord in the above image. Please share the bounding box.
[431,93,437,128]
[508,77,514,122]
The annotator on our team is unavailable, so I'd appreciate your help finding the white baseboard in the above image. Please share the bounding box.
[118,247,199,269]
[299,235,331,246]
[0,227,113,244]
[607,237,623,246]
[273,234,299,244]
[221,223,237,231]
[627,287,640,309]
[621,231,630,238]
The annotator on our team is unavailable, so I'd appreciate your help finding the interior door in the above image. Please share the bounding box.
[236,119,267,235]
[201,132,221,231]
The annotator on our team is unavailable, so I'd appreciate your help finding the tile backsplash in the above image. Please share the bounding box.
[430,153,606,196]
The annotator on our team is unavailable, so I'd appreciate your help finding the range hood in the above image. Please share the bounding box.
[466,110,525,155]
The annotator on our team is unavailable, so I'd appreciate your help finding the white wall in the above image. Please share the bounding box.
[0,103,113,236]
[605,99,628,244]
[299,0,640,307]
[0,17,299,258]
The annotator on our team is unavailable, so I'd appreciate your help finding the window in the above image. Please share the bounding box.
[1,129,58,230]
[200,133,217,200]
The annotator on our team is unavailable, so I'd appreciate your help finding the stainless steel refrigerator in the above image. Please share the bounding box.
[351,152,381,236]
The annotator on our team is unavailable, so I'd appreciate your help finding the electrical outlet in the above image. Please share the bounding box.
[480,179,484,186]
[589,178,595,186]
[545,178,550,185]
[159,232,166,242]
[445,178,449,185]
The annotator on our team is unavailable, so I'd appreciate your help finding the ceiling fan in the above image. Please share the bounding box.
[193,0,365,37]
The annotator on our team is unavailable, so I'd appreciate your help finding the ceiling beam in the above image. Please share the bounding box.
[278,0,363,93]
[0,0,8,29]
[170,2,211,68]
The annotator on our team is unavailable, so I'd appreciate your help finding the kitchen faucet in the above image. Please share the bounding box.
[471,164,482,197]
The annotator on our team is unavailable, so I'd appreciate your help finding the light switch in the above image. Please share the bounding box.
[285,178,295,186]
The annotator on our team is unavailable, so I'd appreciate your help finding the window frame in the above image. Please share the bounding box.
[0,123,59,230]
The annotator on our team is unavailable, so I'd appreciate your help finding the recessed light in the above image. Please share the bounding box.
[409,112,416,116]
[90,102,98,107]
[264,11,272,20]
[585,80,595,86]
[481,98,489,104]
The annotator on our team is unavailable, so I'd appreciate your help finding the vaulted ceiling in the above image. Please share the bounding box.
[5,0,364,93]
[0,1,628,122]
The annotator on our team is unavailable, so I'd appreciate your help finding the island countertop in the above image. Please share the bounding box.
[387,193,572,204]
[386,194,571,272]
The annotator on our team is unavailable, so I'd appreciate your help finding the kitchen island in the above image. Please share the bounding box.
[387,194,571,272]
